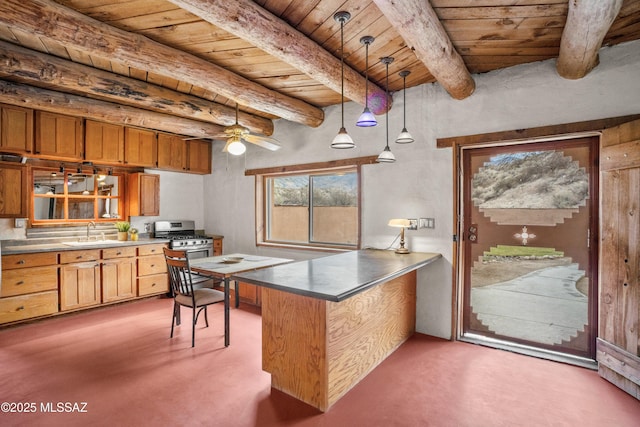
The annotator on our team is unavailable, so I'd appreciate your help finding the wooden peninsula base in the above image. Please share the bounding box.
[261,271,417,412]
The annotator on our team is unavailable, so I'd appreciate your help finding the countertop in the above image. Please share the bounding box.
[232,249,442,302]
[1,237,171,255]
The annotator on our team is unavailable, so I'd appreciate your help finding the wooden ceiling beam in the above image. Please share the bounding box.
[0,41,274,136]
[0,0,324,127]
[556,0,624,79]
[167,0,391,114]
[372,0,475,100]
[0,80,228,139]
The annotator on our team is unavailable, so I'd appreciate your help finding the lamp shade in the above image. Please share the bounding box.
[331,127,355,149]
[395,128,414,144]
[356,107,377,127]
[388,218,411,228]
[227,137,247,155]
[377,146,395,163]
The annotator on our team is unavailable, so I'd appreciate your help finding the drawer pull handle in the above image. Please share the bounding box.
[150,264,155,268]
[18,260,25,265]
[16,306,25,311]
[151,249,156,253]
[151,283,156,287]
[116,251,122,255]
[16,281,24,285]
[77,255,83,259]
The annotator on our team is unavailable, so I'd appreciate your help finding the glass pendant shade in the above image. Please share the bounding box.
[377,146,395,163]
[395,70,414,144]
[356,107,377,127]
[227,137,247,155]
[332,11,355,149]
[395,128,414,144]
[331,127,355,149]
[356,35,377,127]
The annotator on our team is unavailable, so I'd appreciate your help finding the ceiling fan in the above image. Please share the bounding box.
[192,104,281,155]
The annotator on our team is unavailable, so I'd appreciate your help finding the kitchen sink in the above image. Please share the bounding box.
[63,240,119,246]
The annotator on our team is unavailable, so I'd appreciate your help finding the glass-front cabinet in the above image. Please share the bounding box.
[32,169,123,222]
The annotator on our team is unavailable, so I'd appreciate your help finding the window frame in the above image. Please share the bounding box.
[248,156,378,252]
[31,166,124,226]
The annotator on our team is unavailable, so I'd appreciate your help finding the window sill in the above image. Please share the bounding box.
[257,241,357,253]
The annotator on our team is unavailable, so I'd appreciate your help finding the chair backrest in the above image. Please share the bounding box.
[163,247,195,298]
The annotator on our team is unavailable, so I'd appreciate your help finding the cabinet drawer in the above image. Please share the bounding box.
[213,239,222,249]
[0,291,58,324]
[59,250,101,264]
[138,254,166,276]
[2,252,57,269]
[1,266,58,297]
[102,246,136,259]
[138,273,169,296]
[138,244,166,256]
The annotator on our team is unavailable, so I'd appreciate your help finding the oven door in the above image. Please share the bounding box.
[185,245,217,289]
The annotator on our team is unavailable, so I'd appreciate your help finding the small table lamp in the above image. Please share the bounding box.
[388,219,411,254]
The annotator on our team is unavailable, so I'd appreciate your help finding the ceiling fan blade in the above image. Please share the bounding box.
[243,134,282,151]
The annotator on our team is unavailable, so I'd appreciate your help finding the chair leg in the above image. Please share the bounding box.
[170,302,179,338]
[192,307,197,348]
[204,306,209,327]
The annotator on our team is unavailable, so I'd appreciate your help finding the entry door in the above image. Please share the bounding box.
[461,137,598,359]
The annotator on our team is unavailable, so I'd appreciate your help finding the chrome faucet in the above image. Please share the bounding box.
[86,221,96,240]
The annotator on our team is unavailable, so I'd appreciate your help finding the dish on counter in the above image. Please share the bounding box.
[221,257,244,264]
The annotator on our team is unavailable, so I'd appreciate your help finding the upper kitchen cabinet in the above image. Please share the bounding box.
[125,127,157,168]
[128,172,159,217]
[85,120,125,165]
[0,161,27,218]
[0,104,34,156]
[35,111,83,161]
[157,133,187,172]
[187,139,212,174]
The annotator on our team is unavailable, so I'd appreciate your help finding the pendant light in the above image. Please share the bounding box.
[356,36,377,127]
[331,11,355,149]
[377,56,396,163]
[395,70,414,144]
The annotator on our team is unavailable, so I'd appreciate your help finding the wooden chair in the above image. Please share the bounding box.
[163,247,225,347]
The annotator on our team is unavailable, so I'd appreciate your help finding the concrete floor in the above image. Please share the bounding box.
[471,263,588,345]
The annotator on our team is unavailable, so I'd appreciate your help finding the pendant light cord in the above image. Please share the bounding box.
[340,18,345,128]
[364,42,369,109]
[385,60,389,149]
[402,75,407,129]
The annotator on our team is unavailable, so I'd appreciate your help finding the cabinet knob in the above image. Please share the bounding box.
[16,306,25,311]
[17,260,25,265]
[16,281,24,285]
[116,251,122,255]
[77,255,83,259]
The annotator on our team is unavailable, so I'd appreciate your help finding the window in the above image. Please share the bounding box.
[261,166,359,249]
[32,168,123,224]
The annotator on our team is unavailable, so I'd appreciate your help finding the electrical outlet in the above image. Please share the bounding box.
[408,219,418,230]
[14,218,26,228]
[419,218,435,229]
[144,223,151,233]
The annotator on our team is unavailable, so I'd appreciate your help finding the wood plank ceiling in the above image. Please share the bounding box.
[0,0,638,140]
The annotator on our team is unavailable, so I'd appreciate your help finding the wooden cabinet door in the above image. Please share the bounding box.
[102,257,137,303]
[157,133,187,172]
[85,120,124,164]
[128,173,159,216]
[60,262,101,311]
[125,127,157,167]
[0,161,27,218]
[598,118,640,399]
[0,104,34,155]
[35,111,83,160]
[187,139,212,174]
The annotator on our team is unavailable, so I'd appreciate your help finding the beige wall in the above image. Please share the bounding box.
[271,206,358,245]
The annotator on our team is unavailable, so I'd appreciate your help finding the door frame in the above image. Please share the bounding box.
[451,132,601,367]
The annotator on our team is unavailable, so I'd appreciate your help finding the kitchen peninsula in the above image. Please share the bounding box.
[232,249,441,412]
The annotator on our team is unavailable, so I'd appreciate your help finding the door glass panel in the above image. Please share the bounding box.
[462,138,596,358]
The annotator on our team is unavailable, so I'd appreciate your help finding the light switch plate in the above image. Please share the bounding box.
[419,218,435,229]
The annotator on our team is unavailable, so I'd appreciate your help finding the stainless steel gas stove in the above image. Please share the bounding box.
[154,220,213,257]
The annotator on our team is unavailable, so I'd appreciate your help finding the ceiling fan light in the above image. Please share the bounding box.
[227,138,247,155]
[356,107,377,127]
[377,146,396,163]
[395,128,414,144]
[331,127,355,149]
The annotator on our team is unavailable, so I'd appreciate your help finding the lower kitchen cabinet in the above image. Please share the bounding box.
[237,281,261,306]
[0,252,58,322]
[60,261,101,311]
[102,246,137,303]
[137,244,169,296]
